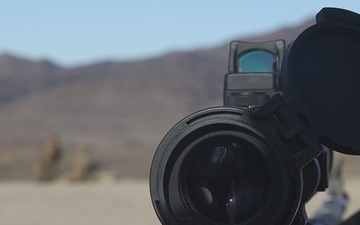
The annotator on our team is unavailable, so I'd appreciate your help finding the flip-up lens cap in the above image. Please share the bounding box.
[281,8,360,155]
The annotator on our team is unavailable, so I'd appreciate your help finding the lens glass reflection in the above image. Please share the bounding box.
[238,50,276,73]
[184,135,270,224]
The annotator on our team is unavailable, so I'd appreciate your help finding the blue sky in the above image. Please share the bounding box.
[1,1,360,67]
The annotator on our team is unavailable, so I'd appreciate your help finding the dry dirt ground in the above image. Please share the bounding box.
[0,178,359,225]
[0,179,159,225]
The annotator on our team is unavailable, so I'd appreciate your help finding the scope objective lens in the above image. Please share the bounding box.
[183,135,270,224]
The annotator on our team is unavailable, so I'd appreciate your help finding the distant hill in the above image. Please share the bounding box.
[0,18,318,180]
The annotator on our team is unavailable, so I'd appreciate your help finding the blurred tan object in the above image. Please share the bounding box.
[36,135,62,181]
[70,145,98,181]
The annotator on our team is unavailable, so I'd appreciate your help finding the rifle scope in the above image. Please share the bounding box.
[150,7,360,225]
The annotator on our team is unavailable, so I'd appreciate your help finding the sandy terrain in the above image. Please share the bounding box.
[0,178,359,225]
[0,179,159,225]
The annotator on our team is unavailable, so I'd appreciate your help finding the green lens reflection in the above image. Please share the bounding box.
[238,50,276,73]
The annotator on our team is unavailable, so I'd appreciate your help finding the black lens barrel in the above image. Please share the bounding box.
[150,106,303,225]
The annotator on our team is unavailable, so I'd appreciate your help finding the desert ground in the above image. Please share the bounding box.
[0,177,359,225]
[0,179,160,225]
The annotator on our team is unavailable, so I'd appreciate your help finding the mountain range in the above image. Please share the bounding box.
[0,18,320,180]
